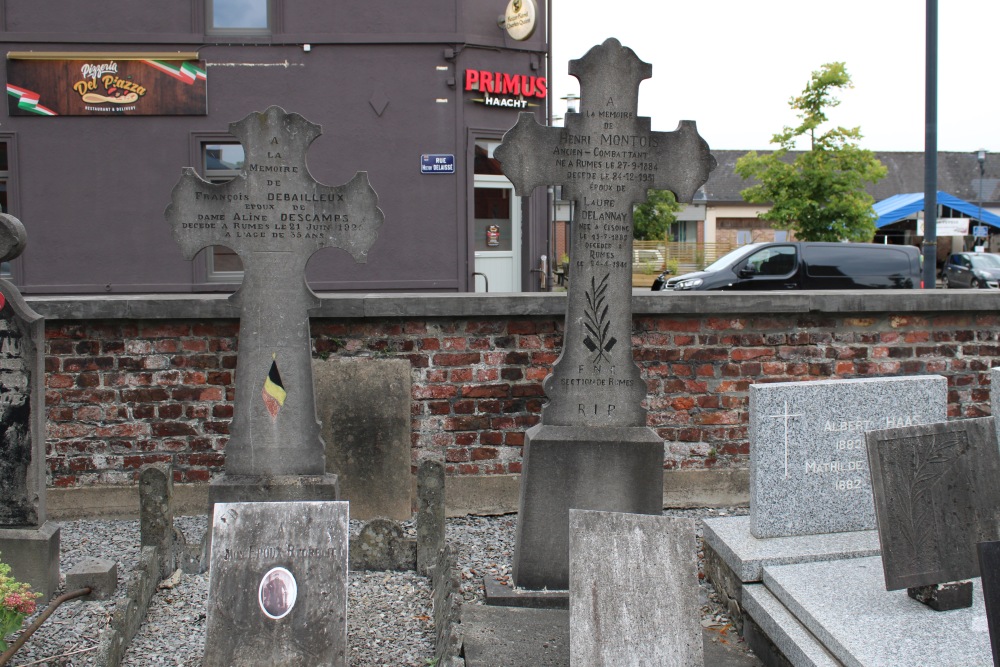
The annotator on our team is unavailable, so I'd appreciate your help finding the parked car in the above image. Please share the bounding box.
[941,252,1000,289]
[650,242,923,291]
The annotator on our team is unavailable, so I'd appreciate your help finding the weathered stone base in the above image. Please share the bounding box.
[483,575,568,609]
[207,473,340,506]
[512,424,663,590]
[65,557,118,601]
[908,581,973,611]
[0,521,60,601]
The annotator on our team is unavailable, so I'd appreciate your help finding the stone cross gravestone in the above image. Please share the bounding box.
[203,501,349,666]
[494,38,715,590]
[866,417,1000,597]
[749,375,947,539]
[166,106,383,504]
[0,213,60,601]
[569,509,704,666]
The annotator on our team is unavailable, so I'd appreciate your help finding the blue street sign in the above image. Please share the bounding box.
[420,154,455,174]
[974,225,989,237]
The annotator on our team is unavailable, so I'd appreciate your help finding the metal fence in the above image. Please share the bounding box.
[632,241,739,274]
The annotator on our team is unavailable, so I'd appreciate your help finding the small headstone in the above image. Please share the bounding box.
[416,459,445,576]
[569,510,704,666]
[65,557,118,601]
[203,501,349,667]
[314,358,412,521]
[0,213,59,600]
[139,463,174,578]
[866,416,1000,597]
[749,375,947,538]
[494,38,714,591]
[349,518,415,571]
[166,106,383,505]
[977,540,1000,666]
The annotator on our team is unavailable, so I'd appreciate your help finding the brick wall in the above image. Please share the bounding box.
[39,297,998,488]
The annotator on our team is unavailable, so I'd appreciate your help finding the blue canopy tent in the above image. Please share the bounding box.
[874,191,1000,229]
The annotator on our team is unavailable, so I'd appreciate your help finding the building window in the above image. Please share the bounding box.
[208,0,270,33]
[203,143,245,278]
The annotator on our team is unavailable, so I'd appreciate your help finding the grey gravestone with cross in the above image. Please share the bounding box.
[494,38,715,590]
[166,106,383,504]
[0,213,60,601]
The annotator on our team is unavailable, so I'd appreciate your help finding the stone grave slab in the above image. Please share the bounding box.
[749,375,946,538]
[569,510,703,666]
[703,514,880,583]
[0,213,59,600]
[494,38,714,591]
[314,358,411,521]
[977,540,1000,666]
[749,557,991,666]
[203,501,349,666]
[166,106,383,505]
[866,416,1000,591]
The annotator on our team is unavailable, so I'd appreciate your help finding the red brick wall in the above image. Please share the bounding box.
[43,311,997,487]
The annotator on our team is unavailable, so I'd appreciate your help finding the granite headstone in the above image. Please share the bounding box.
[749,375,947,539]
[203,501,349,666]
[0,213,59,600]
[314,358,411,521]
[866,417,1000,592]
[569,509,704,666]
[166,106,383,505]
[494,38,714,590]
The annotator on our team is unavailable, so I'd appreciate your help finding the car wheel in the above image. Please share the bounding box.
[971,277,982,288]
[942,274,950,288]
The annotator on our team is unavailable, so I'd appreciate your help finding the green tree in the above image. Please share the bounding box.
[735,62,887,242]
[632,189,682,240]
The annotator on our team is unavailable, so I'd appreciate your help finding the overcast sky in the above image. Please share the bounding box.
[550,0,997,153]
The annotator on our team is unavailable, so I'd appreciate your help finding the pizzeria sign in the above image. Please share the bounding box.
[6,55,207,116]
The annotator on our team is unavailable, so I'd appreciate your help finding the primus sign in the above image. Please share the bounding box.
[464,69,546,109]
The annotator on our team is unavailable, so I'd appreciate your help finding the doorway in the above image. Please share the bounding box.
[473,140,521,292]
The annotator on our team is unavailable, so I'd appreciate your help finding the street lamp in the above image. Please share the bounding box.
[977,149,988,248]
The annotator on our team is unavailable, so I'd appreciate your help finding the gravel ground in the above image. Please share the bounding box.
[7,507,751,666]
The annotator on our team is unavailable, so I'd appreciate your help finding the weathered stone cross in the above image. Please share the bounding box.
[494,39,715,591]
[165,106,383,500]
[495,38,715,428]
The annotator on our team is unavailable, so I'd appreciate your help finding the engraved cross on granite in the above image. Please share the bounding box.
[493,39,715,591]
[165,106,383,504]
[495,38,714,427]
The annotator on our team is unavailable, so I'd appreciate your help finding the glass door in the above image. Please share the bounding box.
[473,175,521,292]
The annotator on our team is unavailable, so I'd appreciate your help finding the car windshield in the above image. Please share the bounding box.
[701,243,764,272]
[969,254,1000,269]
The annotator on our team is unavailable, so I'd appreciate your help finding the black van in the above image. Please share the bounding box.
[650,242,923,291]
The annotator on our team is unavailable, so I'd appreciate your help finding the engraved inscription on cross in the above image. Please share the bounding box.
[165,106,383,477]
[495,38,715,427]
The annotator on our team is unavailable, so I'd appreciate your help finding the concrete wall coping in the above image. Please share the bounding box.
[24,289,999,321]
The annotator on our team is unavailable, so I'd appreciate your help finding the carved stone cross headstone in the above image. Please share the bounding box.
[494,39,715,590]
[166,106,383,504]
